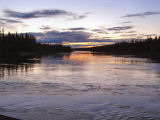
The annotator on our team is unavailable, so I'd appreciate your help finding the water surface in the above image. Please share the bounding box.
[0,51,160,120]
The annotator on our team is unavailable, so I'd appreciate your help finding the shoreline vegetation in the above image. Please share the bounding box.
[76,37,160,60]
[0,29,72,63]
[0,29,160,62]
[90,37,160,59]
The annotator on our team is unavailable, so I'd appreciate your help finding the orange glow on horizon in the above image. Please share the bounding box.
[62,41,114,47]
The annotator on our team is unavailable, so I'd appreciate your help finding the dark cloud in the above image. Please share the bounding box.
[69,27,86,31]
[126,31,137,33]
[120,33,157,39]
[0,18,23,23]
[122,11,160,18]
[0,18,30,31]
[4,9,87,20]
[108,26,134,31]
[70,15,87,20]
[121,21,132,24]
[120,34,138,37]
[46,30,90,42]
[68,12,90,20]
[30,30,113,45]
[113,31,124,34]
[0,18,24,29]
[144,34,157,37]
[33,30,90,43]
[112,30,136,34]
[29,32,45,37]
[40,25,51,31]
[92,29,108,34]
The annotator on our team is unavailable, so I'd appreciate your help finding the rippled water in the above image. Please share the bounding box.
[0,51,160,120]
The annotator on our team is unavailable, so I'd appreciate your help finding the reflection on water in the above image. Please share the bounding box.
[66,51,152,64]
[0,64,34,78]
[0,53,71,79]
[0,51,160,120]
[0,55,41,79]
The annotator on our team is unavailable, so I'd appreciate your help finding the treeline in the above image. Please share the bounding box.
[0,32,38,54]
[91,37,160,58]
[0,29,72,55]
[39,44,72,54]
[0,29,72,63]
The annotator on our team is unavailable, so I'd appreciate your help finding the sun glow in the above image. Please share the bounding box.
[62,42,114,48]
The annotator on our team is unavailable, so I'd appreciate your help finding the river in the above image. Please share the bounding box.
[0,51,160,120]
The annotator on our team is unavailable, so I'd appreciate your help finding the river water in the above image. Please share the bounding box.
[0,51,160,120]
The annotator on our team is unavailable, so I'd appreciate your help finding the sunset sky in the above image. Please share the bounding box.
[0,0,160,48]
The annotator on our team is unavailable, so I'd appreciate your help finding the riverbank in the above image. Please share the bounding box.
[0,114,20,120]
[0,31,72,62]
[90,37,160,59]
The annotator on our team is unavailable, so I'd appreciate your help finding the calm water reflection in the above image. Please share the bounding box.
[0,51,160,120]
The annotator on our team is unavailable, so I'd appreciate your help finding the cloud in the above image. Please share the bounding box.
[120,33,138,37]
[113,31,124,34]
[33,30,91,43]
[122,11,160,18]
[0,18,31,32]
[30,30,113,45]
[0,18,25,30]
[121,21,132,24]
[120,33,157,39]
[92,29,108,34]
[107,26,134,31]
[40,25,51,31]
[0,18,23,23]
[126,31,136,33]
[69,27,87,31]
[69,15,87,20]
[68,12,90,20]
[144,34,157,37]
[4,9,87,20]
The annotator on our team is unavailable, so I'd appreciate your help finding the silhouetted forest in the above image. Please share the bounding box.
[0,29,72,63]
[91,37,160,58]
